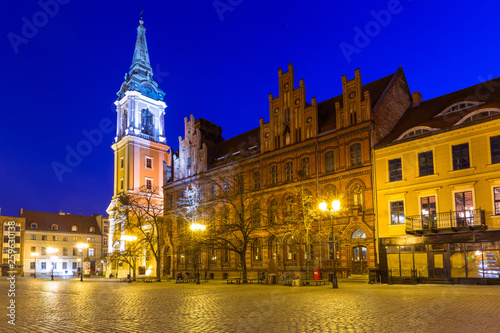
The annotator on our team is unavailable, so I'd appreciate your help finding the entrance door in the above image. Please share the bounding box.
[430,251,448,278]
[352,246,367,274]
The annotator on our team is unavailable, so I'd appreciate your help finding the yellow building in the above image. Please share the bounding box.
[374,80,500,284]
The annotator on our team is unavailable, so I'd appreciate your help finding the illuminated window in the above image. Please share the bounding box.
[51,224,58,231]
[352,229,366,239]
[437,101,484,117]
[62,248,68,256]
[418,151,434,176]
[89,248,94,257]
[390,201,405,224]
[420,196,436,228]
[325,151,334,173]
[494,187,500,215]
[396,126,439,141]
[253,239,262,262]
[71,225,78,232]
[31,234,36,240]
[350,143,361,166]
[452,143,470,170]
[388,158,402,182]
[89,227,95,233]
[301,157,310,177]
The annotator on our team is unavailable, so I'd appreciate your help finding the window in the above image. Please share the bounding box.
[120,178,124,191]
[89,227,95,233]
[223,180,229,195]
[31,246,36,253]
[146,156,152,169]
[30,262,35,270]
[352,184,363,208]
[89,248,94,257]
[73,248,78,256]
[494,187,500,215]
[420,196,436,228]
[120,156,124,169]
[223,249,230,263]
[41,262,46,270]
[271,166,278,185]
[41,247,46,255]
[52,262,57,270]
[388,158,402,182]
[325,151,334,173]
[390,201,405,224]
[437,101,484,117]
[491,136,500,164]
[63,236,68,241]
[301,157,310,177]
[62,248,68,256]
[72,237,78,242]
[253,239,262,262]
[210,184,216,200]
[396,126,440,141]
[15,236,20,244]
[51,224,58,231]
[71,225,78,232]
[455,191,474,227]
[237,174,244,193]
[103,250,108,257]
[285,162,293,182]
[351,229,366,239]
[455,109,500,125]
[52,236,57,241]
[145,178,153,190]
[30,222,37,229]
[452,143,470,170]
[253,171,260,190]
[31,234,36,240]
[72,262,77,269]
[251,203,261,227]
[350,143,361,166]
[41,235,47,240]
[210,249,217,264]
[418,151,434,176]
[104,237,108,246]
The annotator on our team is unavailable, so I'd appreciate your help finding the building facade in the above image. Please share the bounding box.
[164,64,413,280]
[1,215,24,276]
[374,79,500,284]
[22,210,107,277]
[106,18,170,279]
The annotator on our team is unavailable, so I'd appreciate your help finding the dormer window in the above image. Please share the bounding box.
[436,101,484,117]
[395,126,440,141]
[51,224,58,231]
[71,225,78,232]
[30,222,37,229]
[454,109,500,126]
[89,227,95,233]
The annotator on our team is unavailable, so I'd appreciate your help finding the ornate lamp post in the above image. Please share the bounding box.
[319,200,341,289]
[30,252,39,278]
[190,223,206,285]
[76,243,89,282]
[123,235,137,282]
[47,247,58,281]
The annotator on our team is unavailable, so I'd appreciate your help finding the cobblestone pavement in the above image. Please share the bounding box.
[1,277,500,333]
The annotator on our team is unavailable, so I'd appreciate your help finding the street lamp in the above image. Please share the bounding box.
[123,235,137,282]
[76,243,89,282]
[190,223,206,284]
[319,199,341,289]
[47,247,58,280]
[30,252,39,278]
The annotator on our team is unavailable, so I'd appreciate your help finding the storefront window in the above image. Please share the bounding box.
[466,251,483,278]
[450,252,466,277]
[481,250,500,278]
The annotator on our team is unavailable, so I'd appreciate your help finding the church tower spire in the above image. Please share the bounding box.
[130,18,152,79]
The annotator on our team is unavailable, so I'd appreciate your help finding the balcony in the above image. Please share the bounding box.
[406,209,486,234]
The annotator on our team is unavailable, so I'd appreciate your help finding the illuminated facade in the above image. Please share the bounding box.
[106,18,170,278]
[164,65,413,279]
[374,80,500,284]
[0,215,24,276]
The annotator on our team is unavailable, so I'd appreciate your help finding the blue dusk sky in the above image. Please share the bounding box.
[1,0,500,217]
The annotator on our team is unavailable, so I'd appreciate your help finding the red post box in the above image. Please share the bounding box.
[314,269,321,281]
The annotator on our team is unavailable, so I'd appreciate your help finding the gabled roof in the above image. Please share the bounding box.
[376,76,500,147]
[23,210,102,235]
[318,71,398,133]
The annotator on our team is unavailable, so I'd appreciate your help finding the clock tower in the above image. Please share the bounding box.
[106,18,171,255]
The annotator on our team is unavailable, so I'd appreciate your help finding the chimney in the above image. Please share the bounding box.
[19,208,23,217]
[412,91,422,105]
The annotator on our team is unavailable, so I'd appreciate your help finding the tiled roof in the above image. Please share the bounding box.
[318,71,397,133]
[23,210,102,235]
[211,127,260,164]
[376,76,500,147]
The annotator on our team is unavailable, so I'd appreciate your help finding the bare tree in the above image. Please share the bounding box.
[204,167,269,283]
[117,186,167,282]
[108,240,144,281]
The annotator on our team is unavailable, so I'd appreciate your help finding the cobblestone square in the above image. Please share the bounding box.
[2,278,500,333]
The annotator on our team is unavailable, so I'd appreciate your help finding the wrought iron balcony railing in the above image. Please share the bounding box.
[406,209,486,234]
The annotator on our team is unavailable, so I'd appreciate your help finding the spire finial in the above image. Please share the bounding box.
[139,9,144,25]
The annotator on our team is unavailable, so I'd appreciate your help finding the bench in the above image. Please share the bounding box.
[227,279,241,284]
[144,278,153,283]
[281,279,293,286]
[314,280,329,286]
[120,278,128,282]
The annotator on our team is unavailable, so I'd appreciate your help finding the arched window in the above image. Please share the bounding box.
[141,108,154,136]
[253,239,262,262]
[269,236,279,260]
[285,235,296,261]
[396,126,440,141]
[30,222,38,229]
[436,101,484,117]
[71,225,78,232]
[352,184,363,208]
[89,227,95,233]
[121,111,128,133]
[179,247,185,265]
[285,196,294,219]
[350,143,361,166]
[251,202,261,227]
[352,229,366,239]
[269,199,278,224]
[50,224,58,231]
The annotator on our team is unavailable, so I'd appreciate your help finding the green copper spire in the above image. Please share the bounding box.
[117,17,165,101]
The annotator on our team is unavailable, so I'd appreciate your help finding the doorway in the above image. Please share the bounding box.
[352,246,367,274]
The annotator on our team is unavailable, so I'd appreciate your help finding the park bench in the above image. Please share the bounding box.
[227,279,241,284]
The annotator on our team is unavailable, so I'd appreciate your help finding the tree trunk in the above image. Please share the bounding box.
[240,251,248,283]
[132,258,137,281]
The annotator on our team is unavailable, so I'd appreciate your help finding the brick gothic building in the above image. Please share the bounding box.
[164,64,412,279]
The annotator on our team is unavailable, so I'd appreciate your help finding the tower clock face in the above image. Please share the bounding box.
[349,91,356,99]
